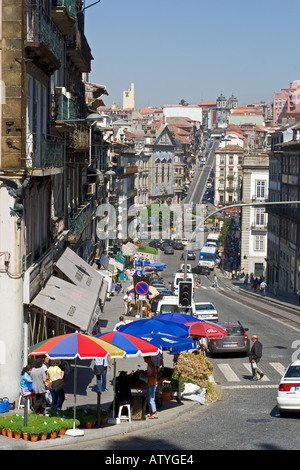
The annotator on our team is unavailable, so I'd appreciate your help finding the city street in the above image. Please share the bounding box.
[50,248,300,450]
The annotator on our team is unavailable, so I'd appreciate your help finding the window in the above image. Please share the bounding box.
[256,180,266,199]
[255,235,264,251]
[255,208,265,226]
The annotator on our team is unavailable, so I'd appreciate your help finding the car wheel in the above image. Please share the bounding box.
[279,409,290,417]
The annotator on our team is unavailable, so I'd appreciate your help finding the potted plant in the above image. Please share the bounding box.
[100,410,108,425]
[10,421,23,439]
[47,421,60,439]
[21,425,39,441]
[160,383,172,401]
[81,411,97,428]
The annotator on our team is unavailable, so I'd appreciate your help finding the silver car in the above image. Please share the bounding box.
[208,321,250,356]
[164,245,174,254]
[194,302,218,322]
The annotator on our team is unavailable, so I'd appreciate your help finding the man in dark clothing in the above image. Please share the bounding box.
[249,335,264,381]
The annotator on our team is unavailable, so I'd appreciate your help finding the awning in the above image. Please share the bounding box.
[122,242,137,257]
[55,247,106,300]
[31,276,100,335]
[108,257,124,271]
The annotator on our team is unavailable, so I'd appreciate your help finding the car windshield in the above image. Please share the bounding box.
[285,365,300,378]
[195,304,214,311]
[224,326,243,336]
[160,305,192,315]
[176,278,192,286]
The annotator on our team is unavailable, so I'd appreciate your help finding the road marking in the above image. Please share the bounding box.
[222,384,278,389]
[217,363,240,382]
[270,362,286,376]
[243,363,269,381]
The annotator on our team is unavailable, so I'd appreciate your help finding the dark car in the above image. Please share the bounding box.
[164,245,174,254]
[151,292,174,312]
[160,241,172,251]
[208,321,250,357]
[149,239,161,248]
[172,241,184,250]
[192,265,210,275]
[187,250,195,260]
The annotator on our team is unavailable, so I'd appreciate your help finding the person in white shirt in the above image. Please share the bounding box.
[114,316,126,331]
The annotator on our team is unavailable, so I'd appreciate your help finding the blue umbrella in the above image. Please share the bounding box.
[154,312,203,324]
[119,318,189,338]
[139,333,196,354]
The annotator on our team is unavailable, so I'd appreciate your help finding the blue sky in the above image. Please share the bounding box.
[85,0,300,110]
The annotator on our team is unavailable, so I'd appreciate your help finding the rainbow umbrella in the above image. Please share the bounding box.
[29,332,125,436]
[29,332,125,360]
[95,331,160,358]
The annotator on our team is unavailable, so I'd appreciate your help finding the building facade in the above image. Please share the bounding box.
[240,155,269,278]
[0,1,109,401]
[267,130,300,294]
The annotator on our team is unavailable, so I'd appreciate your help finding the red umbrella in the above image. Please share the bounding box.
[185,321,227,339]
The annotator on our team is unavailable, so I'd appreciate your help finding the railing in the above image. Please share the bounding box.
[53,0,77,19]
[68,200,96,242]
[251,223,268,231]
[51,93,77,121]
[27,3,63,64]
[25,133,64,169]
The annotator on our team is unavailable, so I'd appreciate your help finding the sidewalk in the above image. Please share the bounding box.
[218,267,300,311]
[0,277,201,450]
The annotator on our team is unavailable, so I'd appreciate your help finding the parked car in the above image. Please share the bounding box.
[149,239,161,248]
[277,360,300,416]
[164,245,174,255]
[187,250,195,260]
[172,241,184,250]
[151,293,170,312]
[194,302,218,322]
[160,241,172,251]
[192,265,210,275]
[208,321,250,356]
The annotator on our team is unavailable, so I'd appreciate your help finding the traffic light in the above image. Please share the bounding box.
[178,281,192,307]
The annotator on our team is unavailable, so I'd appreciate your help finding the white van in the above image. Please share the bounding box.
[173,272,195,296]
[156,296,196,316]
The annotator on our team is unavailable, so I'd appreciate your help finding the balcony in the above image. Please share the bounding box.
[52,0,77,35]
[26,4,62,74]
[25,134,64,173]
[66,29,93,73]
[251,223,268,231]
[68,199,96,244]
[51,92,77,122]
[66,125,89,152]
[124,165,138,175]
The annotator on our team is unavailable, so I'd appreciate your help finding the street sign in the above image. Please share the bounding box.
[135,281,149,295]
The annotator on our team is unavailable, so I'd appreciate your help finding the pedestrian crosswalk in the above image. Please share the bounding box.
[214,361,287,389]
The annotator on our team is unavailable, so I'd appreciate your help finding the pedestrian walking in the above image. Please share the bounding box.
[93,355,111,393]
[249,335,264,381]
[47,360,65,410]
[212,274,219,288]
[143,356,158,419]
[260,280,267,296]
[115,279,122,295]
[297,289,300,305]
[114,315,126,331]
[123,292,132,315]
[244,273,249,286]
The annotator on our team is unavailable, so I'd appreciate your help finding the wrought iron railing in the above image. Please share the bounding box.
[68,200,96,241]
[25,133,64,169]
[27,2,63,64]
[53,0,77,19]
[52,93,77,121]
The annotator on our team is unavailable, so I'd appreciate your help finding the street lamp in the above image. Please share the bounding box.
[86,113,103,167]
